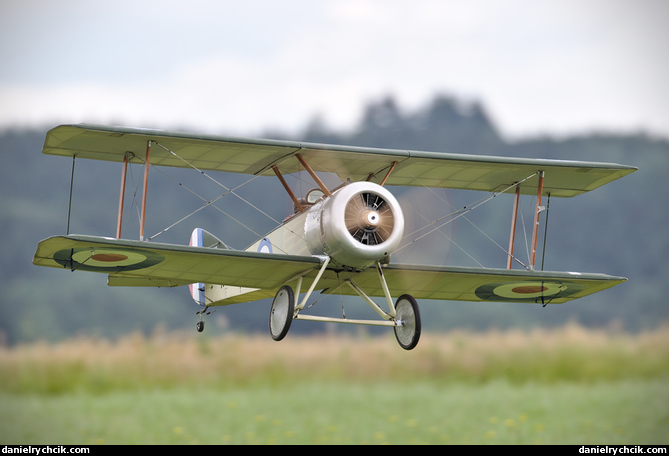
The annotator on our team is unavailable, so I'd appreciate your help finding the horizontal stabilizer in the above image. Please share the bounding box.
[191,227,228,250]
[188,228,227,305]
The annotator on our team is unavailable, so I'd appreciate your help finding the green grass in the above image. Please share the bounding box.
[2,380,668,444]
[1,327,668,444]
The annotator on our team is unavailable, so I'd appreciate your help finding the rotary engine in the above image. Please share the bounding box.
[304,181,404,270]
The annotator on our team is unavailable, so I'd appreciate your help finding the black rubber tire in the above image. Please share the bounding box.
[393,294,421,350]
[269,285,294,341]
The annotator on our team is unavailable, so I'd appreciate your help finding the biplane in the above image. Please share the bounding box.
[33,124,637,350]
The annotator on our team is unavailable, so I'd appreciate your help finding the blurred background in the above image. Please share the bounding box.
[2,0,668,344]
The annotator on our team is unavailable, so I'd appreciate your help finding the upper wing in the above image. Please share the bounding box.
[43,124,637,197]
[318,264,626,304]
[33,235,323,291]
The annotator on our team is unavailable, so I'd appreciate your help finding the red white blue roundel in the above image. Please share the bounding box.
[475,280,584,303]
[53,247,164,272]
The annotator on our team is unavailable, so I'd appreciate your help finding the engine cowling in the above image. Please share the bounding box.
[304,181,404,269]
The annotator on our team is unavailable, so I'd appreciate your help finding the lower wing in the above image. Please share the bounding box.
[33,235,323,292]
[320,264,626,304]
[34,235,625,306]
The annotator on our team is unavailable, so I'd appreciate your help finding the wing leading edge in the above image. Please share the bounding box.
[42,124,637,197]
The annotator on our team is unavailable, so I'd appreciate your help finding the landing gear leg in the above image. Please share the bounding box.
[196,308,207,332]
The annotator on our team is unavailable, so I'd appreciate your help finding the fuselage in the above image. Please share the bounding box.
[208,181,404,304]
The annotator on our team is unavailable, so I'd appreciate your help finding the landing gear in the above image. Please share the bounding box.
[281,258,423,350]
[393,294,421,350]
[269,285,294,341]
[195,307,208,332]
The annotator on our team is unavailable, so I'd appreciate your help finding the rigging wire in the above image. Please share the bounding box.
[66,155,76,235]
[124,141,547,272]
[138,142,306,253]
[540,193,551,271]
[147,165,263,241]
[415,186,519,266]
[152,141,283,227]
[127,159,143,228]
[407,201,486,268]
[520,195,531,266]
[395,172,540,266]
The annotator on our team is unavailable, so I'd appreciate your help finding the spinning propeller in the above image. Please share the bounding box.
[344,192,395,246]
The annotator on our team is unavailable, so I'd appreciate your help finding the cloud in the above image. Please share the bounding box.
[1,0,668,138]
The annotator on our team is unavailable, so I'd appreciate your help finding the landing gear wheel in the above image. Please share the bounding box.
[394,294,421,350]
[269,285,294,341]
[196,320,205,333]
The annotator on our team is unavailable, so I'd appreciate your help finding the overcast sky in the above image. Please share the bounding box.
[1,0,668,139]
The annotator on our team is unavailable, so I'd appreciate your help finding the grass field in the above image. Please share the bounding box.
[1,324,668,444]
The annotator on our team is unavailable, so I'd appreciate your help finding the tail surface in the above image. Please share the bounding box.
[188,228,228,306]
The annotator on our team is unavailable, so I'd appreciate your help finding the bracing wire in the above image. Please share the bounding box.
[396,172,540,266]
[152,141,283,227]
[405,200,486,268]
[146,165,264,241]
[127,159,143,228]
[66,155,76,235]
[128,139,545,272]
[520,195,534,265]
[138,141,306,253]
[540,193,551,271]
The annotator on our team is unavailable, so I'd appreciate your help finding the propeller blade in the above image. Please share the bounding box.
[344,192,395,246]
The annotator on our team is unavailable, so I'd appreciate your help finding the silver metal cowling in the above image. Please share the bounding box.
[304,182,404,269]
